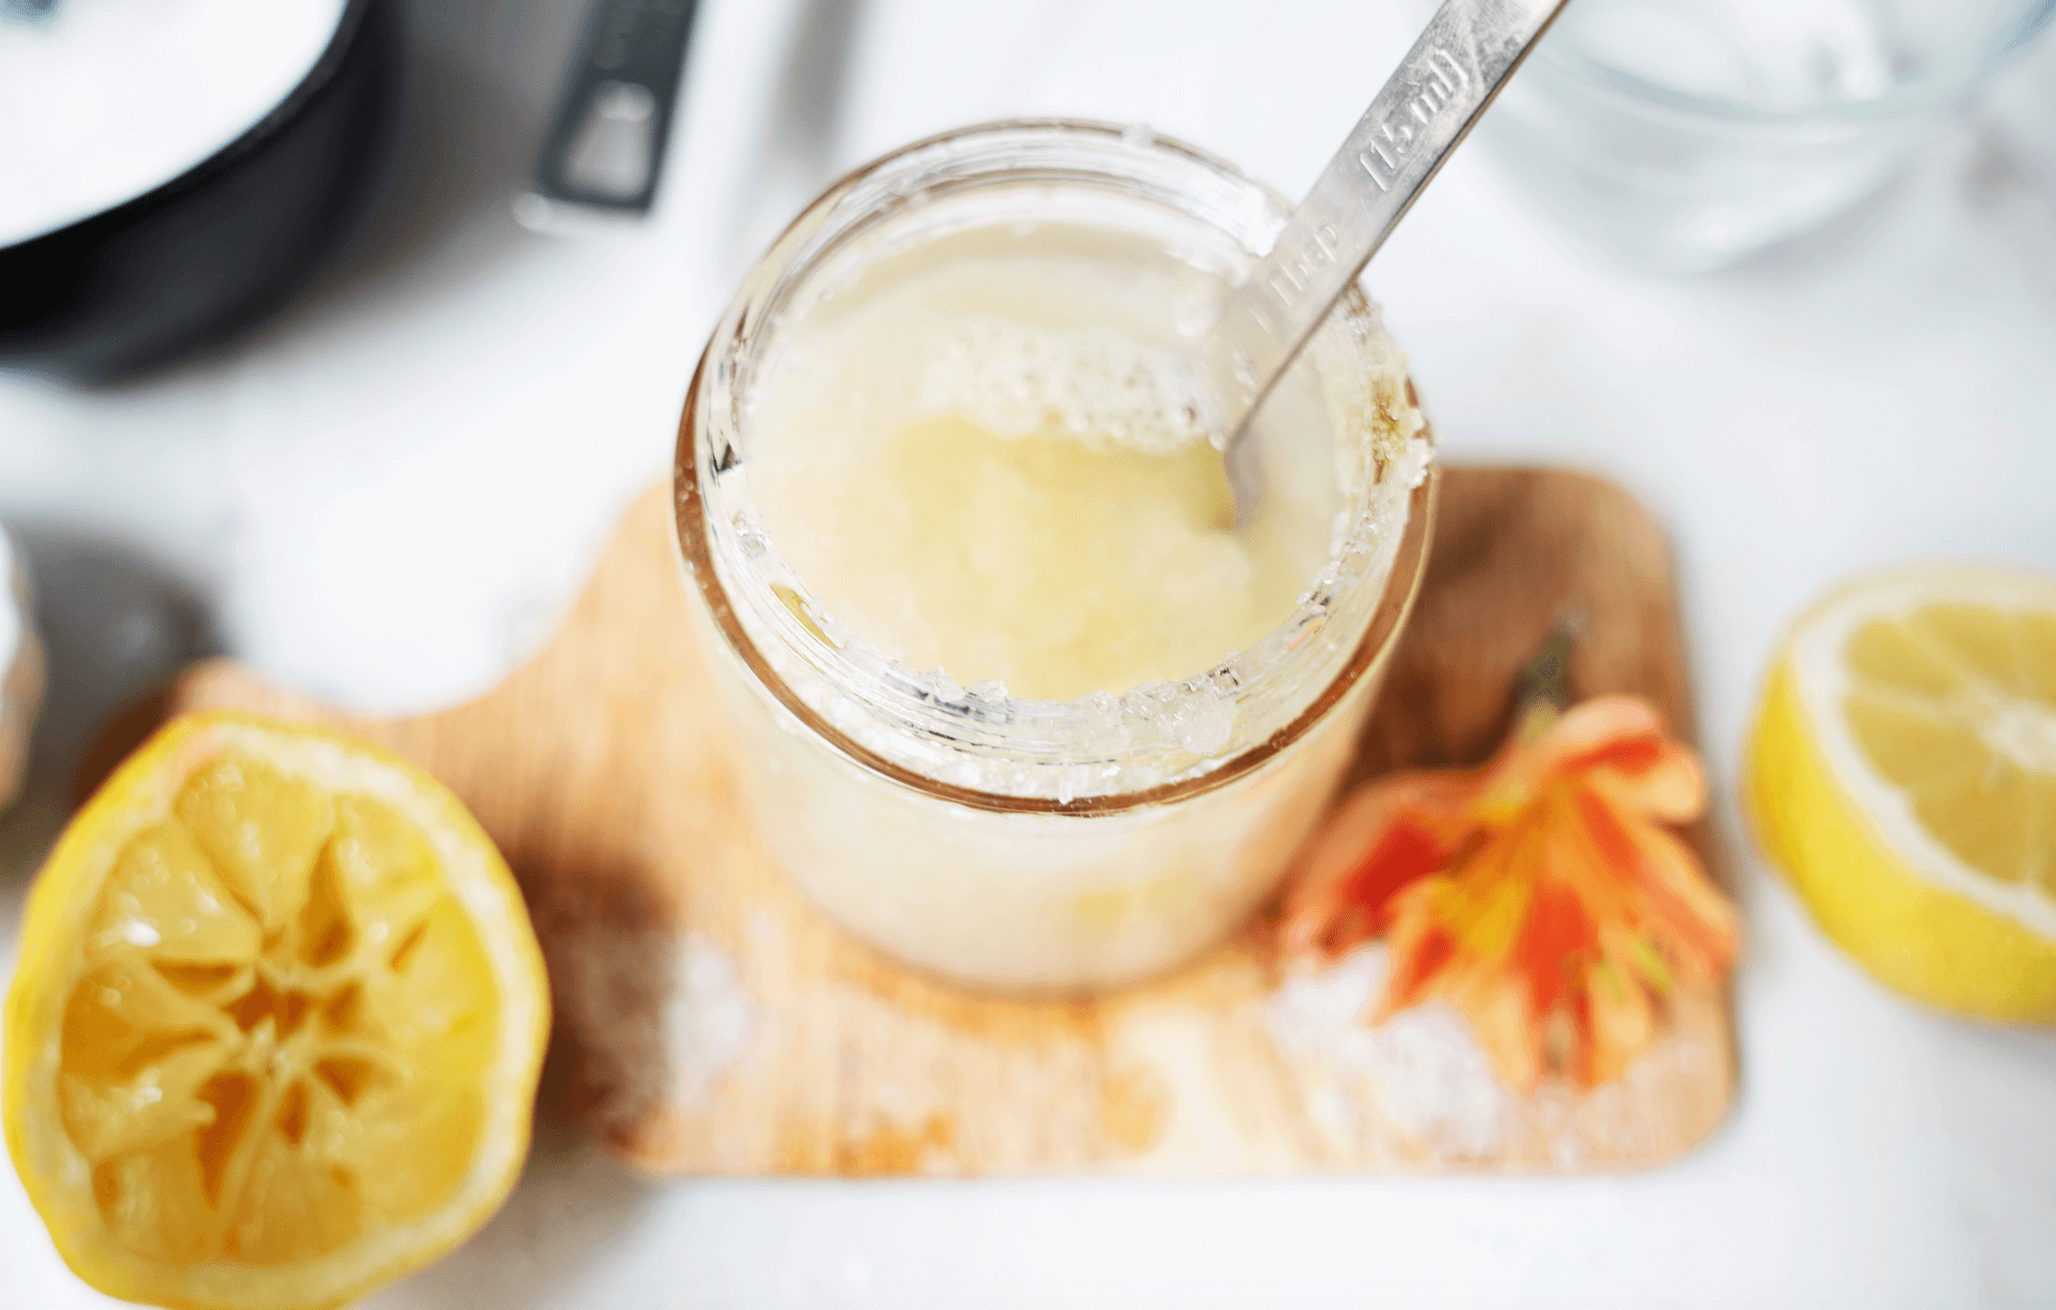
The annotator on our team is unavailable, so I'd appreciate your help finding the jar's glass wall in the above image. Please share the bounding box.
[690,610,1393,987]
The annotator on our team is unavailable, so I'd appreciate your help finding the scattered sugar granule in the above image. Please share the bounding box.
[1265,943,1513,1159]
[662,932,761,1109]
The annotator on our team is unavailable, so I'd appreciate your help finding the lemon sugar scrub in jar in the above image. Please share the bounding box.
[675,122,1434,989]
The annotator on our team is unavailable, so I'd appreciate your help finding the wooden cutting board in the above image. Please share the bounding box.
[95,466,1735,1175]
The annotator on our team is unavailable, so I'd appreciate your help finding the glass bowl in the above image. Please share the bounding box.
[1479,0,2056,270]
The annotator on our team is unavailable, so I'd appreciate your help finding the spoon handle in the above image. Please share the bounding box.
[528,0,700,217]
[1217,0,1570,439]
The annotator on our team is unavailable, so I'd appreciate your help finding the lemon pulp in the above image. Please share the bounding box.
[63,750,496,1265]
[1842,602,2056,891]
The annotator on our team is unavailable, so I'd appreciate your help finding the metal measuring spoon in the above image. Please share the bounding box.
[1215,0,1571,521]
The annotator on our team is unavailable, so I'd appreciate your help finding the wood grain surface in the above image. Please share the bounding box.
[97,467,1735,1175]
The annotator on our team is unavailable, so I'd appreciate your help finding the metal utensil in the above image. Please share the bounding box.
[1216,0,1570,520]
[514,0,699,233]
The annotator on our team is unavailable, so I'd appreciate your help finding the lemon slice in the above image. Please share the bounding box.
[5,713,549,1310]
[1746,564,2056,1021]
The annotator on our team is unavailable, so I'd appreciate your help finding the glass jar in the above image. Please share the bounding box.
[674,120,1434,991]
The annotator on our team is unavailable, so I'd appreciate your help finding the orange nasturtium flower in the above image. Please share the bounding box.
[1282,695,1738,1091]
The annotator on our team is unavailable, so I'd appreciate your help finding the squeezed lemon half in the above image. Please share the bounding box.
[1745,564,2056,1021]
[4,713,549,1310]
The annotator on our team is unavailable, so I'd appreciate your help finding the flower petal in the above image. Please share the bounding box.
[1584,950,1655,1087]
[1512,877,1592,1016]
[1588,739,1707,823]
[1280,773,1478,958]
[1574,786,1738,979]
[1456,967,1543,1092]
[1442,840,1535,960]
[1376,880,1458,1014]
[1521,696,1665,786]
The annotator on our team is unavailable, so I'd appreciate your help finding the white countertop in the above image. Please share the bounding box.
[5,1,2056,1304]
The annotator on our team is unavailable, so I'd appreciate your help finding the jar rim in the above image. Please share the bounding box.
[672,118,1437,817]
